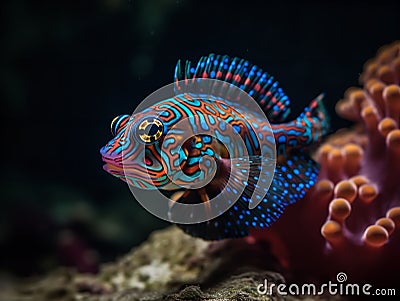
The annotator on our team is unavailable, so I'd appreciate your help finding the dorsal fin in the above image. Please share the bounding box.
[174,54,291,122]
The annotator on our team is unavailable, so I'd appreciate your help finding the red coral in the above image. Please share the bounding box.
[252,41,400,285]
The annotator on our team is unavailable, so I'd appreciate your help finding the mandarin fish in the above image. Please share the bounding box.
[100,54,329,240]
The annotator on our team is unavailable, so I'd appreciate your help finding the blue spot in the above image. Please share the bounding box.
[233,125,241,134]
[203,136,212,143]
[208,115,215,125]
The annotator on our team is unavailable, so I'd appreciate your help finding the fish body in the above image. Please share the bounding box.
[100,54,329,239]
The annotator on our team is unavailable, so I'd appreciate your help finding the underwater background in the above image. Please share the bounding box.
[2,0,400,278]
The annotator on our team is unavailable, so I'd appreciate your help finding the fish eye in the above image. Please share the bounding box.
[111,114,130,136]
[135,116,165,145]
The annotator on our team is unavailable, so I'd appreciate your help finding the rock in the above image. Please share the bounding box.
[1,226,344,301]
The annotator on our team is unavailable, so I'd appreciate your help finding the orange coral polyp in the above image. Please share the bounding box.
[378,117,397,137]
[329,198,351,221]
[333,180,357,202]
[363,225,389,247]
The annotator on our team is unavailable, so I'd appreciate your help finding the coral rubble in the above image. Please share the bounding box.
[1,227,340,301]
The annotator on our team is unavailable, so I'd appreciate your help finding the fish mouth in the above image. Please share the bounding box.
[101,150,125,175]
[100,148,164,187]
[103,162,123,173]
[102,160,127,181]
[101,155,151,180]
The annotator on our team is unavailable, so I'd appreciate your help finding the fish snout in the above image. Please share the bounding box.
[100,146,124,173]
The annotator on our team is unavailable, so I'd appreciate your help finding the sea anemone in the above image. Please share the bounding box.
[252,41,400,285]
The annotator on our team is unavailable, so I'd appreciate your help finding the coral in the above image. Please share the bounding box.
[166,272,339,301]
[1,227,208,301]
[252,41,400,285]
[1,227,340,301]
[98,226,210,291]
